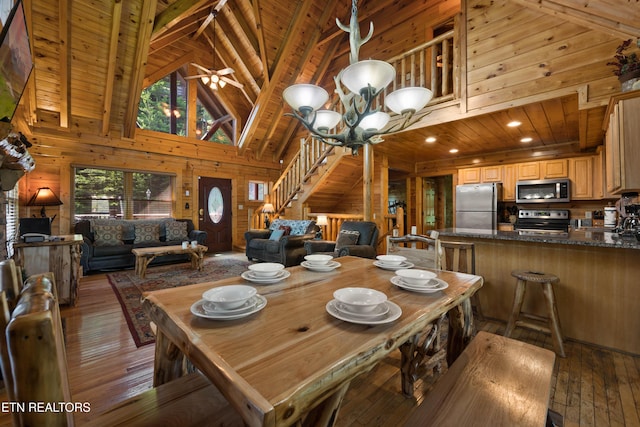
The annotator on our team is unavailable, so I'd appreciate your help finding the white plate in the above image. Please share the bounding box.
[241,269,291,284]
[191,295,267,320]
[202,296,260,315]
[334,300,389,319]
[373,260,415,271]
[390,276,449,293]
[301,260,341,271]
[326,300,402,325]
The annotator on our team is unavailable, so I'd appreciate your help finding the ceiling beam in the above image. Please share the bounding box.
[151,0,209,40]
[124,0,158,138]
[237,0,317,154]
[102,0,123,136]
[252,0,270,85]
[511,0,640,40]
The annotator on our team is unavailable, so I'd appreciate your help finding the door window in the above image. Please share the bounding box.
[208,187,223,223]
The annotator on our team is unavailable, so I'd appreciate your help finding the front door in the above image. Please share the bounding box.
[198,177,232,253]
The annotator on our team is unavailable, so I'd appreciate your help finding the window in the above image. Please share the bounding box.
[3,184,18,258]
[73,167,174,221]
[248,181,266,201]
[138,70,234,145]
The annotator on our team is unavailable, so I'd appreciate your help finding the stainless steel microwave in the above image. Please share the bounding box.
[515,179,570,203]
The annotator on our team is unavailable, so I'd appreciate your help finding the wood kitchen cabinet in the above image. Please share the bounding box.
[569,156,593,200]
[13,235,83,305]
[481,165,502,182]
[516,162,540,180]
[502,164,517,201]
[458,167,481,184]
[541,159,568,178]
[604,92,640,194]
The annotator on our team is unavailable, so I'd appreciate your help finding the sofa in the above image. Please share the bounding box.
[244,219,317,266]
[75,218,207,273]
[304,221,380,259]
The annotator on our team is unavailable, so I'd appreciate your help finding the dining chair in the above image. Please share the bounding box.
[387,232,441,269]
[387,232,447,395]
[439,240,483,320]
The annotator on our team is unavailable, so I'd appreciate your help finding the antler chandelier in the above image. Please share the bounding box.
[283,0,433,155]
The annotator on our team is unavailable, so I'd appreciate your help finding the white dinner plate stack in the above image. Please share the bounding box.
[326,287,402,325]
[241,269,291,284]
[191,285,267,320]
[301,260,341,271]
[373,254,415,270]
[391,269,449,294]
[191,295,267,320]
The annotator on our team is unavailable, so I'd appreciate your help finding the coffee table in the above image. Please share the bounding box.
[131,244,208,278]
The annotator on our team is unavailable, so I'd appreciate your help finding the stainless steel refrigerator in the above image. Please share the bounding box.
[455,183,501,229]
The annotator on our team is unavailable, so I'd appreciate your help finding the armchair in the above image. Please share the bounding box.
[245,219,317,266]
[305,221,379,259]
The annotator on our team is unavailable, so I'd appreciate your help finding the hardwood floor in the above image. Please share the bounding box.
[1,253,639,426]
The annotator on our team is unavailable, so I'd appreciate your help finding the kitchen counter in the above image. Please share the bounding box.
[438,228,640,250]
[436,227,640,354]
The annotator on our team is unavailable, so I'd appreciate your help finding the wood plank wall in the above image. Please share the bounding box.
[20,129,281,248]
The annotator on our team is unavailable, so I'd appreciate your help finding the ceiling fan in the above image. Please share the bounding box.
[185,3,243,90]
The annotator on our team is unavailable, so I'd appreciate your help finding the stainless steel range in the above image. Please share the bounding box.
[515,209,570,234]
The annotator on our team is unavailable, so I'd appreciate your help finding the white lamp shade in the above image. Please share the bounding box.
[316,215,328,226]
[314,110,342,130]
[341,60,395,94]
[385,87,433,114]
[359,111,390,131]
[283,84,329,113]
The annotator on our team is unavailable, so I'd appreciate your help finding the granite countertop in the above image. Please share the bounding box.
[437,228,640,250]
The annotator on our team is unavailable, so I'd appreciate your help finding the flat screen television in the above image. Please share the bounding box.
[19,217,51,237]
[0,0,32,122]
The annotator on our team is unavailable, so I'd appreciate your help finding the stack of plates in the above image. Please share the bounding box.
[301,260,341,271]
[191,294,267,320]
[390,276,448,293]
[325,299,402,324]
[373,255,414,270]
[241,269,291,284]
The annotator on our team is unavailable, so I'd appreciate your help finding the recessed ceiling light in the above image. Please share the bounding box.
[449,148,459,154]
[472,159,481,164]
[520,137,533,143]
[425,136,436,143]
[507,121,521,127]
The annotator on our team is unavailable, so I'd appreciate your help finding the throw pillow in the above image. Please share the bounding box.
[334,230,360,251]
[94,224,124,246]
[165,220,188,241]
[134,223,160,244]
[279,225,292,236]
[269,229,285,241]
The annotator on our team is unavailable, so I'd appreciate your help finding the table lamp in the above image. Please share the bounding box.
[316,215,328,239]
[27,187,63,218]
[262,203,275,228]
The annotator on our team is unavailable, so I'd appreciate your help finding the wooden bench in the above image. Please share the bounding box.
[403,331,556,427]
[1,273,244,427]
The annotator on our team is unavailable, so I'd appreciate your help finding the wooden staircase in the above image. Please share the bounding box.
[268,137,353,219]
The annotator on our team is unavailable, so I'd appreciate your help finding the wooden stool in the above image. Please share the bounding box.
[504,270,565,357]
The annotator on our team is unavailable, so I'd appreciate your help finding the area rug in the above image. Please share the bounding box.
[107,254,252,347]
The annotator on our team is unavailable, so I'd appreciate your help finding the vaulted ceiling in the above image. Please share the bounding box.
[20,0,640,173]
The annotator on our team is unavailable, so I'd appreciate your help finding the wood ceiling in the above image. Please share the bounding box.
[22,0,640,173]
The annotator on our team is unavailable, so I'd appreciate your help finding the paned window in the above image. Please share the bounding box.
[138,71,234,144]
[248,181,266,201]
[73,167,174,221]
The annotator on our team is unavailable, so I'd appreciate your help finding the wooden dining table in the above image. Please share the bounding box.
[141,256,483,427]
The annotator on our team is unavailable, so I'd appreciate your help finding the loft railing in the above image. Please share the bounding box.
[252,30,457,226]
